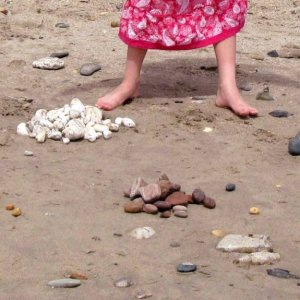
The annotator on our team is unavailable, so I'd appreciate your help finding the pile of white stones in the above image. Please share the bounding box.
[17,98,135,144]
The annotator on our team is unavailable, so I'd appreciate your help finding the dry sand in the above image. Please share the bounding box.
[1,0,300,299]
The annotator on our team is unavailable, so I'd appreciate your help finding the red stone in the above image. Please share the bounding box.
[165,191,189,207]
[203,197,216,209]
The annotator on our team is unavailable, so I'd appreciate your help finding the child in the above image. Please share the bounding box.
[96,0,257,117]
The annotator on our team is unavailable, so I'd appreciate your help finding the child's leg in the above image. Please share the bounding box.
[96,46,147,110]
[214,35,257,117]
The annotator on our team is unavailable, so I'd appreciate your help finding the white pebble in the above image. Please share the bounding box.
[122,118,136,128]
[33,57,64,70]
[62,137,70,144]
[203,127,213,133]
[130,227,155,239]
[102,129,112,140]
[115,117,123,125]
[102,119,112,125]
[17,123,30,136]
[24,150,34,156]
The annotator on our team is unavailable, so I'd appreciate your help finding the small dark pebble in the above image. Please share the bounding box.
[177,262,197,273]
[269,110,291,118]
[55,22,70,28]
[226,183,236,192]
[267,50,279,57]
[113,233,123,237]
[288,132,300,156]
[267,268,300,279]
[297,282,300,286]
[50,51,69,58]
[170,241,181,248]
[174,100,183,104]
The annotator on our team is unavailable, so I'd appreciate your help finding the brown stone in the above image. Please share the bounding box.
[129,177,147,200]
[124,198,144,213]
[165,191,189,207]
[139,183,161,203]
[160,210,171,218]
[143,204,158,214]
[174,210,188,218]
[5,204,15,210]
[192,188,206,204]
[203,197,216,209]
[69,272,88,280]
[153,201,172,211]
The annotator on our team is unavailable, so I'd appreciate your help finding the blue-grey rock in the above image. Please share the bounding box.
[177,262,197,273]
[48,279,81,288]
[50,51,69,58]
[269,110,291,118]
[267,50,279,57]
[226,183,236,192]
[288,132,300,156]
[80,63,101,76]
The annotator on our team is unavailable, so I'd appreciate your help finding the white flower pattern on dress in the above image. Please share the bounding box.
[120,0,248,49]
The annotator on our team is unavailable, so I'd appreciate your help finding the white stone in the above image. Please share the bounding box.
[233,252,280,265]
[216,234,273,253]
[33,57,64,70]
[130,227,155,239]
[122,117,135,128]
[93,124,109,133]
[17,123,30,136]
[69,98,85,119]
[102,129,112,140]
[115,117,123,125]
[24,150,34,156]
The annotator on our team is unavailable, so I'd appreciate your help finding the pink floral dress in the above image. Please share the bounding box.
[119,0,248,50]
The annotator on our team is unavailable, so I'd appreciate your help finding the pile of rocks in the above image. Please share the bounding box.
[123,174,216,218]
[17,98,135,144]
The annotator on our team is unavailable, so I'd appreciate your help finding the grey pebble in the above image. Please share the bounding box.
[269,110,291,118]
[267,50,279,57]
[226,183,236,192]
[288,132,300,156]
[48,279,81,288]
[55,22,69,28]
[50,51,69,58]
[170,241,181,248]
[239,83,253,91]
[80,63,101,76]
[177,262,197,273]
[114,277,133,288]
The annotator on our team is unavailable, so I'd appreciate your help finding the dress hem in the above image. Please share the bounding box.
[119,21,245,50]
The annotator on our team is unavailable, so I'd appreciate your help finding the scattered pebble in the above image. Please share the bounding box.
[203,197,216,209]
[130,227,155,239]
[55,22,69,28]
[177,262,197,273]
[288,132,300,156]
[165,191,189,206]
[48,278,81,288]
[135,290,153,299]
[24,150,34,156]
[170,241,181,248]
[114,277,133,288]
[239,83,253,91]
[203,127,213,133]
[216,234,272,253]
[249,207,260,215]
[32,57,65,70]
[111,20,120,28]
[11,208,22,217]
[50,51,69,58]
[267,268,300,279]
[80,63,101,76]
[173,205,187,212]
[267,50,279,57]
[234,252,280,265]
[226,183,236,192]
[174,210,188,218]
[5,204,15,211]
[269,110,291,118]
[160,210,171,218]
[153,200,172,211]
[211,230,226,238]
[192,188,206,204]
[68,272,88,280]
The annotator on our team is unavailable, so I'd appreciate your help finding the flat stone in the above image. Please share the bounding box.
[226,183,236,192]
[124,199,144,213]
[80,63,101,76]
[140,183,161,203]
[174,210,188,218]
[48,279,81,288]
[143,204,158,214]
[288,132,300,156]
[33,57,64,70]
[177,262,197,273]
[55,22,69,28]
[192,188,206,204]
[269,110,291,118]
[114,277,133,288]
[165,191,189,206]
[24,150,34,156]
[216,234,273,253]
[203,197,216,209]
[129,177,147,199]
[130,227,155,239]
[267,268,300,279]
[153,200,172,211]
[50,51,69,58]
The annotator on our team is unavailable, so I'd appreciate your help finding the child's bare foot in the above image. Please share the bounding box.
[96,82,140,110]
[215,86,258,117]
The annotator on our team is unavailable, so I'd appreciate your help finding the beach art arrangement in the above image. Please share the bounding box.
[17,98,135,144]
